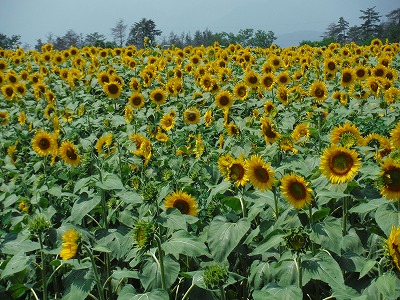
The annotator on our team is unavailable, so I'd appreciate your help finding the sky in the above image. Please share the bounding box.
[1,0,399,48]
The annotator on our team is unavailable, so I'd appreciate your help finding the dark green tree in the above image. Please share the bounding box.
[359,6,381,40]
[126,18,162,48]
[84,32,107,47]
[336,17,350,44]
[0,33,21,49]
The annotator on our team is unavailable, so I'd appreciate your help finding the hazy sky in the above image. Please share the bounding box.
[1,0,398,48]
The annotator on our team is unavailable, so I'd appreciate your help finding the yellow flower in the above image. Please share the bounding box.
[379,158,400,200]
[246,154,276,191]
[309,81,328,102]
[164,190,198,216]
[390,122,400,149]
[387,225,400,271]
[320,144,361,184]
[60,229,79,260]
[95,133,115,158]
[103,81,122,99]
[160,114,175,131]
[215,90,234,110]
[183,107,201,125]
[0,111,9,125]
[59,140,80,166]
[280,173,313,209]
[32,131,58,157]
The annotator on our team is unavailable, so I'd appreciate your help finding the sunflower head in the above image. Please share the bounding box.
[246,154,276,191]
[379,158,400,200]
[32,131,57,157]
[280,173,313,209]
[28,214,51,235]
[183,107,201,125]
[132,220,155,253]
[60,228,80,260]
[385,225,400,271]
[164,190,198,216]
[59,140,80,166]
[203,262,229,290]
[284,227,311,253]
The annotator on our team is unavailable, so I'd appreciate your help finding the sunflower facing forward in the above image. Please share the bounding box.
[280,173,313,209]
[246,154,276,191]
[164,190,198,216]
[59,140,80,166]
[320,144,361,184]
[32,131,57,156]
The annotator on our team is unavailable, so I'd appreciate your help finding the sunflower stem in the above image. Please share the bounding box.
[273,187,279,220]
[84,245,105,300]
[342,196,348,236]
[308,203,316,256]
[219,284,226,300]
[155,234,167,291]
[295,253,303,289]
[38,233,48,300]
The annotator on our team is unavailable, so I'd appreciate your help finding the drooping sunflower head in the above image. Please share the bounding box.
[280,173,313,209]
[379,158,400,201]
[215,90,234,110]
[284,227,311,253]
[59,140,80,166]
[0,111,9,125]
[164,190,198,216]
[292,123,310,144]
[276,86,289,105]
[320,144,361,184]
[227,122,240,137]
[183,107,201,125]
[386,225,400,271]
[218,153,234,177]
[246,154,276,191]
[204,110,213,127]
[226,155,248,187]
[278,135,298,154]
[60,228,80,260]
[95,133,115,158]
[260,116,280,143]
[32,131,57,157]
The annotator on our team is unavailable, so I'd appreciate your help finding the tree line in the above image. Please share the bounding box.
[1,6,399,51]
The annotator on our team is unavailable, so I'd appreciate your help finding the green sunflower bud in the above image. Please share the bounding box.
[132,220,155,253]
[203,262,229,290]
[284,227,310,253]
[140,182,158,202]
[29,214,51,235]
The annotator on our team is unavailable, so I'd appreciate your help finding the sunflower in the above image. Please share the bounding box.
[160,114,175,131]
[129,77,141,92]
[386,225,400,271]
[215,90,234,110]
[103,81,122,99]
[390,122,400,149]
[340,68,355,87]
[204,110,212,127]
[260,74,275,90]
[150,88,167,105]
[18,111,26,126]
[260,116,280,143]
[60,228,79,260]
[227,122,240,136]
[164,190,198,216]
[155,128,169,142]
[95,133,115,158]
[218,153,234,176]
[32,131,57,157]
[324,58,339,74]
[309,81,328,102]
[184,107,201,124]
[263,101,276,117]
[244,70,260,89]
[276,86,289,105]
[365,76,381,96]
[44,103,57,120]
[233,82,248,101]
[330,122,363,147]
[0,111,9,125]
[246,154,276,191]
[59,141,80,166]
[280,173,313,209]
[200,74,214,92]
[354,65,368,81]
[384,87,400,105]
[129,92,145,109]
[278,135,298,154]
[15,83,27,97]
[1,84,15,100]
[226,155,248,187]
[379,158,400,200]
[320,144,361,184]
[292,123,310,144]
[276,71,291,86]
[129,133,152,165]
[193,134,205,158]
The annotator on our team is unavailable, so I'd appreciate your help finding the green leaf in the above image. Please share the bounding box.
[253,284,302,300]
[206,181,231,203]
[62,268,95,300]
[129,289,169,300]
[96,172,125,190]
[375,202,399,236]
[250,230,284,256]
[1,233,40,255]
[249,260,274,290]
[358,260,376,279]
[116,190,143,204]
[207,216,251,262]
[139,254,180,291]
[310,217,342,254]
[312,207,330,222]
[349,198,385,214]
[73,176,94,194]
[221,196,242,212]
[68,193,101,225]
[162,230,209,259]
[1,251,30,279]
[374,272,400,299]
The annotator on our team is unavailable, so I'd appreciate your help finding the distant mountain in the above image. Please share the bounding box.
[275,30,323,48]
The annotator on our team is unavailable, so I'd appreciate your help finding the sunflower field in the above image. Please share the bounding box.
[0,39,400,300]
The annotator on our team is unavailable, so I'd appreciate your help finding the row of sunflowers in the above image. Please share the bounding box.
[0,38,399,299]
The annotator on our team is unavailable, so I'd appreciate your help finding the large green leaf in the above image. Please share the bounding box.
[1,233,40,255]
[374,202,399,236]
[62,268,95,300]
[1,251,31,279]
[68,193,101,225]
[96,172,125,190]
[139,254,180,291]
[249,229,284,256]
[162,230,209,259]
[126,289,169,300]
[207,216,251,262]
[248,260,274,290]
[310,217,342,254]
[253,284,302,300]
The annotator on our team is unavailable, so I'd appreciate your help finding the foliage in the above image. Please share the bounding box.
[0,38,400,300]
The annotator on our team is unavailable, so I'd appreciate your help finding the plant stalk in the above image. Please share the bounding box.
[84,245,105,300]
[38,233,48,300]
[155,234,167,291]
